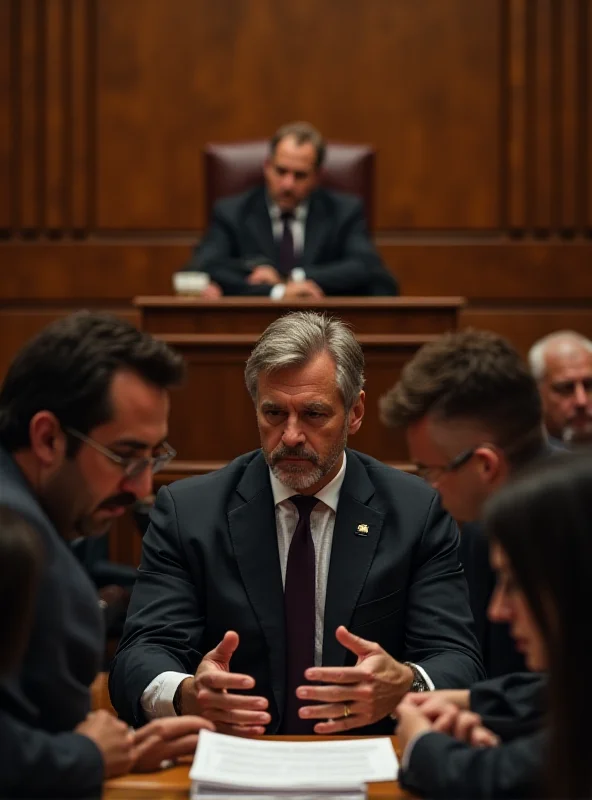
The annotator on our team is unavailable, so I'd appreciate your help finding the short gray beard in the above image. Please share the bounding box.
[264,426,348,492]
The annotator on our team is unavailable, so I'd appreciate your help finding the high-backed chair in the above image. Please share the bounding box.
[204,140,376,229]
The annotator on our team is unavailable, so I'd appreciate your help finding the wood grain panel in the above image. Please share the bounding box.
[17,0,42,231]
[70,0,93,231]
[0,0,11,229]
[558,0,579,230]
[44,0,67,231]
[506,0,528,229]
[0,307,140,379]
[96,0,499,231]
[460,307,592,358]
[532,0,552,230]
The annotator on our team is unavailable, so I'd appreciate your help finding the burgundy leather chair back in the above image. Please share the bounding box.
[204,140,376,229]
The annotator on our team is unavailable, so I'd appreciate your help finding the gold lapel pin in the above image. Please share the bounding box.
[356,523,369,536]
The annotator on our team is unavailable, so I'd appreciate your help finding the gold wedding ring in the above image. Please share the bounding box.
[343,703,351,718]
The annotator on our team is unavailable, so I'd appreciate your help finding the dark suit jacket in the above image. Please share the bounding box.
[460,521,527,678]
[110,449,484,731]
[183,186,399,296]
[0,446,104,798]
[400,672,547,798]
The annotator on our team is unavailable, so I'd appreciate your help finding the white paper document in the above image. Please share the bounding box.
[189,729,398,795]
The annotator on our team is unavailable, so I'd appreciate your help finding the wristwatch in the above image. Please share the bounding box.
[403,661,429,693]
[173,682,184,716]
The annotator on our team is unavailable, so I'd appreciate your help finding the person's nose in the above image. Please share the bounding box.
[487,585,510,624]
[281,172,296,192]
[574,381,588,408]
[121,465,153,501]
[281,414,305,448]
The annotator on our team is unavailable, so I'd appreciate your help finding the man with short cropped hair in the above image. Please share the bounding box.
[111,311,483,738]
[183,121,397,297]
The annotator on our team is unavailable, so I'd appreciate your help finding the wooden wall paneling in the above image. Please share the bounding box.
[558,0,579,231]
[0,307,141,379]
[531,0,552,231]
[70,0,93,232]
[0,0,11,229]
[45,0,67,231]
[586,0,592,229]
[460,307,592,358]
[505,0,528,230]
[17,0,42,232]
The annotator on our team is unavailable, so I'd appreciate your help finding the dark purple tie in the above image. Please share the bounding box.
[283,495,318,734]
[278,211,295,276]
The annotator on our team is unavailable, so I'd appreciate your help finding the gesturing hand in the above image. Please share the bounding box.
[181,631,271,737]
[295,626,414,733]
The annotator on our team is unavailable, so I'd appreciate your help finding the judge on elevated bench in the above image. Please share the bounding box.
[110,312,483,735]
[182,121,398,298]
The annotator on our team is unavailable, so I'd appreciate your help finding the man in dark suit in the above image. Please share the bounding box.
[379,330,552,797]
[380,329,553,678]
[0,312,212,798]
[182,122,398,298]
[110,311,483,737]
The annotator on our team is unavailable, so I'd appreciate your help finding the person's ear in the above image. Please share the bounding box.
[28,412,67,467]
[347,391,365,435]
[475,445,504,484]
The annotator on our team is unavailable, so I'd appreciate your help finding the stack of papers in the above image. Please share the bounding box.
[190,729,399,799]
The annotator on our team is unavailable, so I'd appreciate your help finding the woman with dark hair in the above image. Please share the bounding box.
[485,453,592,799]
[0,507,41,674]
[396,453,592,799]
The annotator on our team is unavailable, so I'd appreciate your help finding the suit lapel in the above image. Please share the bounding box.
[323,452,385,666]
[300,192,328,266]
[246,190,276,260]
[228,453,286,720]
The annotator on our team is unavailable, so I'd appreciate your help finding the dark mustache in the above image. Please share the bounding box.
[99,492,136,510]
[271,445,319,464]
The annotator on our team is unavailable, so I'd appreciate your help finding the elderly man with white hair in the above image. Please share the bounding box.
[528,330,592,445]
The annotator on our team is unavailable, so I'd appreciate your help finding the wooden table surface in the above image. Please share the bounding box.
[103,735,412,799]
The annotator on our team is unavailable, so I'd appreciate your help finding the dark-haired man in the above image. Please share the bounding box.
[183,121,398,297]
[0,312,212,798]
[380,329,550,798]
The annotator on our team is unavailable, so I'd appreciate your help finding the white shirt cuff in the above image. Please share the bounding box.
[290,267,307,283]
[401,730,432,770]
[270,283,286,300]
[140,671,192,719]
[411,663,435,691]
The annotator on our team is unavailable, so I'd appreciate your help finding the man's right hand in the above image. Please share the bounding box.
[180,631,271,737]
[75,710,136,778]
[247,266,283,286]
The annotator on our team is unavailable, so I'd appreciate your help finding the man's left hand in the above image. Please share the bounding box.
[296,626,414,733]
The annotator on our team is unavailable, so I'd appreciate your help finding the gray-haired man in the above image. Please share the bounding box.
[110,312,483,736]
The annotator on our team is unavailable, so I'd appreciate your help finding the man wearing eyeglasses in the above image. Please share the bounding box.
[380,329,550,675]
[528,330,592,445]
[0,312,214,798]
[378,329,552,799]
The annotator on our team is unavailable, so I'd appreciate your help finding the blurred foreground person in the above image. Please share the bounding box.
[0,312,212,798]
[397,454,592,799]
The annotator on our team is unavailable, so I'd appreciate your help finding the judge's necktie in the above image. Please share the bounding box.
[283,494,318,734]
[278,211,295,276]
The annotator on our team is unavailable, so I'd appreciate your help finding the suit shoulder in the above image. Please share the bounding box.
[165,450,261,499]
[213,186,264,217]
[318,188,364,213]
[349,449,438,502]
